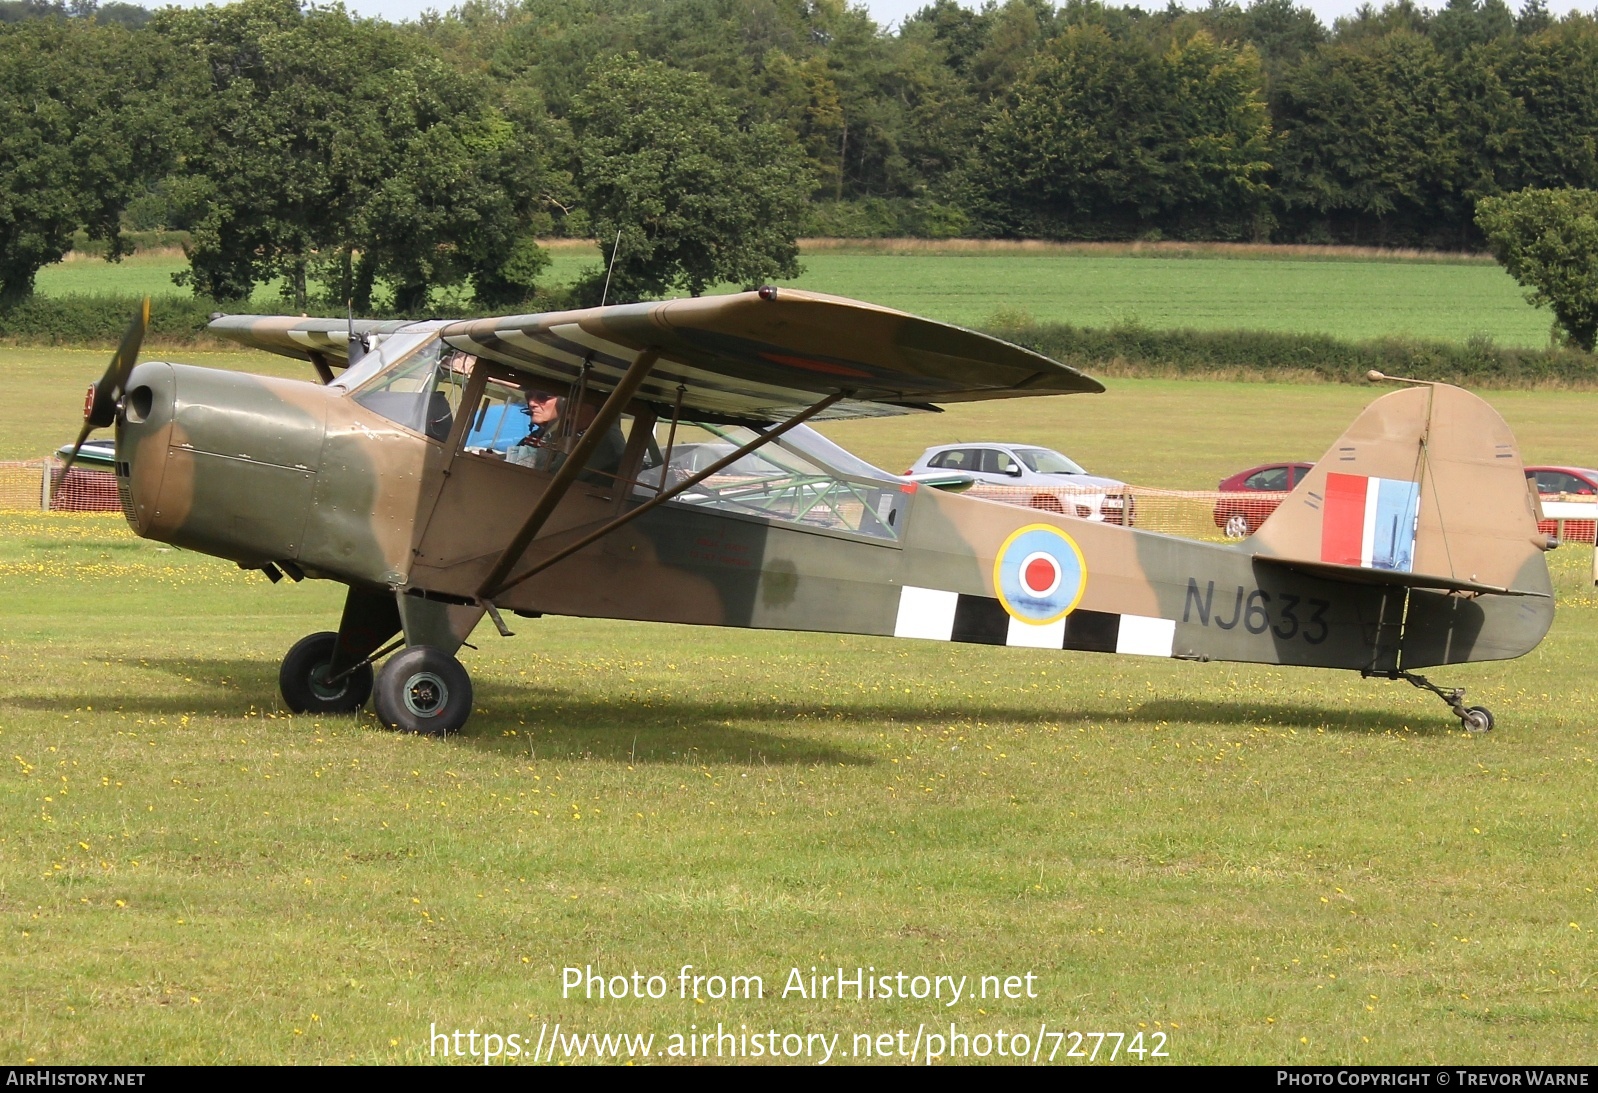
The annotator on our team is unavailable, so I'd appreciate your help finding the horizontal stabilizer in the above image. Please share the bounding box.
[1254,555,1549,597]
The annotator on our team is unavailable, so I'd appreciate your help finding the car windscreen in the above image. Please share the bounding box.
[1015,447,1087,475]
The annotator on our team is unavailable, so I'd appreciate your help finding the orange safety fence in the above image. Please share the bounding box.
[2,458,1592,546]
[964,482,1284,540]
[967,483,1598,545]
[0,459,122,514]
[1537,497,1598,545]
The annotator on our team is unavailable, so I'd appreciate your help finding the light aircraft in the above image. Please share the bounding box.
[66,291,1557,735]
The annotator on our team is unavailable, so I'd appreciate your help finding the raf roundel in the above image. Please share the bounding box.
[993,524,1087,625]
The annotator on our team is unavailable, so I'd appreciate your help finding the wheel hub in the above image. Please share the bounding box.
[307,663,348,702]
[402,672,449,718]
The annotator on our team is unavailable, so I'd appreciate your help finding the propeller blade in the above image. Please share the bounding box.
[84,296,149,428]
[59,419,96,478]
[63,297,148,481]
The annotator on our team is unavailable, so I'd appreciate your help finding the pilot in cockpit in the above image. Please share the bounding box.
[506,388,626,484]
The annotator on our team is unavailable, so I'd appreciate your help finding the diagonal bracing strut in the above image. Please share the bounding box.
[485,390,845,599]
[475,347,661,601]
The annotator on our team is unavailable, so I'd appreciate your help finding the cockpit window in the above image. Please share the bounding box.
[332,321,449,391]
[352,338,473,442]
[643,422,905,540]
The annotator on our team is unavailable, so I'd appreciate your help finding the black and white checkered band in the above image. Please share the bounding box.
[893,586,1175,657]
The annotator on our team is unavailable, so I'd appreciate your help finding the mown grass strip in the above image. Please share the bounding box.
[5,291,1587,392]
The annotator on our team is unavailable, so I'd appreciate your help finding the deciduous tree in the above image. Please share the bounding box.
[1477,187,1598,350]
[571,54,813,301]
[0,17,190,303]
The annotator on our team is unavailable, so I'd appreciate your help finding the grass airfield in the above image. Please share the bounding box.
[3,273,1598,1064]
[2,513,1595,1064]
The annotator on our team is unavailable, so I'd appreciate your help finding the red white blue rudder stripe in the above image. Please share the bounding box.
[1320,472,1420,572]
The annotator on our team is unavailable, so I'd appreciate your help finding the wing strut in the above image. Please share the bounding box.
[307,350,337,386]
[476,347,661,600]
[486,390,844,599]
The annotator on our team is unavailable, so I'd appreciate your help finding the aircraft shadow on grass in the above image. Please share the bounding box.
[1132,698,1450,735]
[11,657,1450,765]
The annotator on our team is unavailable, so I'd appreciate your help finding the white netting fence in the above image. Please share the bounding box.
[0,460,122,514]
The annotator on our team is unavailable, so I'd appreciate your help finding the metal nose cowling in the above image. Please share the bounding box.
[115,360,178,535]
[138,363,329,566]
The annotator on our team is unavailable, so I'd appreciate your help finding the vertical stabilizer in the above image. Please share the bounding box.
[1251,383,1551,593]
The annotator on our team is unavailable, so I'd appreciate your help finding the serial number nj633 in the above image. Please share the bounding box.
[1183,578,1330,644]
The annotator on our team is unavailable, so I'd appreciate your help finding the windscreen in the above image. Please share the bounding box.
[351,339,472,442]
[1016,447,1087,475]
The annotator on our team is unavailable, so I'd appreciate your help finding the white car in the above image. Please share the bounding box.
[908,442,1131,522]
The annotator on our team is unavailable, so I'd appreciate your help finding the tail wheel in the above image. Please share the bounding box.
[373,645,473,736]
[1460,706,1494,734]
[280,631,372,714]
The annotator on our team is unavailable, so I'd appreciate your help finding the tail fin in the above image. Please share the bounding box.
[1251,382,1552,597]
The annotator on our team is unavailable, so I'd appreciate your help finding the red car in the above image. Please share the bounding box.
[1526,465,1598,543]
[1212,462,1314,539]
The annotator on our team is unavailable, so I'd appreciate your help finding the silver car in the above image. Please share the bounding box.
[909,442,1131,522]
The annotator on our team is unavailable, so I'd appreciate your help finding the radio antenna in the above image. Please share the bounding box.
[600,228,622,307]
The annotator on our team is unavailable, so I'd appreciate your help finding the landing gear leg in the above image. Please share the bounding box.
[1367,669,1494,733]
[278,586,401,714]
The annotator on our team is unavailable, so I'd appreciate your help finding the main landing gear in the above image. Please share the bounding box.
[279,631,374,714]
[371,646,473,737]
[279,636,474,736]
[1366,669,1494,733]
[277,586,484,735]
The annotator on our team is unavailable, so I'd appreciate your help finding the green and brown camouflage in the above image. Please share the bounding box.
[96,288,1554,734]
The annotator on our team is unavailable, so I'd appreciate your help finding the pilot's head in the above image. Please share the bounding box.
[526,391,562,427]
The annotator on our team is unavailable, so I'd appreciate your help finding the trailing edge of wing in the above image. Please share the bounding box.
[440,288,1102,422]
[1253,555,1550,597]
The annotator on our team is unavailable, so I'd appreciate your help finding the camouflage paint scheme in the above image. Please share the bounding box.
[108,289,1554,728]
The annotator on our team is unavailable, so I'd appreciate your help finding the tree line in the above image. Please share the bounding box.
[5,0,1598,311]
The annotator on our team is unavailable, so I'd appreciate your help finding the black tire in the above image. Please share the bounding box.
[372,645,473,736]
[279,631,373,714]
[1461,705,1494,734]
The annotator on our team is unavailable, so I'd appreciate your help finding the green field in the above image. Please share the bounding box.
[34,244,1554,348]
[2,355,1597,1063]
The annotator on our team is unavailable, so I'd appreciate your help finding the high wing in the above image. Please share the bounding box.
[210,288,1102,422]
[209,315,416,364]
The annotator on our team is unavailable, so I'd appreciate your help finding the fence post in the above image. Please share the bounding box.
[39,459,52,511]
